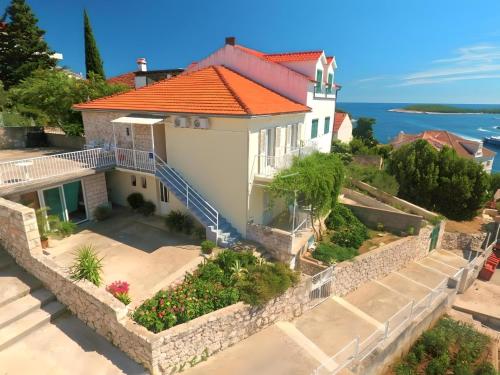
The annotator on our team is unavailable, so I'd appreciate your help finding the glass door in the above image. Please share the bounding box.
[42,187,65,222]
[63,181,87,223]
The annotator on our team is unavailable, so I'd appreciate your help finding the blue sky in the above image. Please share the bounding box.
[3,0,500,104]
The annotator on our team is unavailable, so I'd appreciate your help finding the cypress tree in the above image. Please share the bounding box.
[83,9,105,79]
[0,0,56,88]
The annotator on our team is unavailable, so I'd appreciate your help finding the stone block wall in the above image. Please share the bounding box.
[82,173,109,219]
[246,223,294,262]
[331,226,434,296]
[441,231,487,252]
[0,126,27,148]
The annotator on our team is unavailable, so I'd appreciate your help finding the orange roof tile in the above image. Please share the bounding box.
[334,112,348,132]
[106,72,135,89]
[391,130,495,159]
[74,65,310,116]
[264,51,324,63]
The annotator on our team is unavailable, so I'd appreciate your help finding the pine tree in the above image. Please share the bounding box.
[0,0,56,89]
[84,9,105,79]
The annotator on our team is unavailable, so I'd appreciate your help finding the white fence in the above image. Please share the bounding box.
[309,266,334,306]
[0,148,115,187]
[114,148,155,173]
[313,274,457,374]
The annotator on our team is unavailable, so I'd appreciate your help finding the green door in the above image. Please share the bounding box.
[43,187,65,222]
[429,224,440,251]
[63,181,87,222]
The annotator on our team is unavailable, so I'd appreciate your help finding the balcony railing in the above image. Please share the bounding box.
[0,148,115,188]
[114,148,155,173]
[255,140,319,178]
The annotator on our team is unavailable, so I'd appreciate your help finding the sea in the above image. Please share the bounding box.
[339,102,500,173]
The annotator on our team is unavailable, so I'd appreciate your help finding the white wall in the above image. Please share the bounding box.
[334,116,353,143]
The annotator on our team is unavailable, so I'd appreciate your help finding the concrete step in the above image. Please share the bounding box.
[0,266,42,308]
[0,289,56,329]
[0,300,66,350]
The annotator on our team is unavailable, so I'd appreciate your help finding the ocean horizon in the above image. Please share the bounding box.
[338,102,500,172]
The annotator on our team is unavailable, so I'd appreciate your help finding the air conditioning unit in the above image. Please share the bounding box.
[174,116,188,128]
[193,117,210,129]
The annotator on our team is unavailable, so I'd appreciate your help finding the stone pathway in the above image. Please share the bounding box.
[185,249,468,375]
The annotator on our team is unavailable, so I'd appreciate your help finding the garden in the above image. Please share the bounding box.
[132,250,299,333]
[389,316,496,375]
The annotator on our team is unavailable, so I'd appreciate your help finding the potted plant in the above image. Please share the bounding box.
[36,208,51,249]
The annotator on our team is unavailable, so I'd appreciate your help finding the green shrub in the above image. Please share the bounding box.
[394,362,416,375]
[326,204,355,230]
[193,226,206,240]
[347,163,399,195]
[412,342,426,362]
[326,204,369,248]
[312,243,358,264]
[93,204,112,221]
[422,329,448,357]
[201,240,216,255]
[138,200,156,216]
[69,245,103,286]
[57,220,77,237]
[453,361,473,375]
[425,353,450,375]
[474,362,497,375]
[127,192,145,209]
[235,262,299,306]
[164,210,195,234]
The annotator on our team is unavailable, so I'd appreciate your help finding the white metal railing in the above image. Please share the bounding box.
[255,139,320,178]
[0,148,115,188]
[313,273,460,374]
[114,148,155,173]
[314,338,359,375]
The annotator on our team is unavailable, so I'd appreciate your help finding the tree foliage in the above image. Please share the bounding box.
[6,69,128,134]
[268,152,345,239]
[83,9,105,79]
[352,117,378,147]
[0,0,56,88]
[388,140,489,220]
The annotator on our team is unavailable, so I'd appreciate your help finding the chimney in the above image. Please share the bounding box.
[225,36,236,46]
[137,57,147,72]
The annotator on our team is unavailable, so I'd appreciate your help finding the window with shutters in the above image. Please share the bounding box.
[324,117,330,134]
[311,119,319,139]
[326,73,333,94]
[315,69,323,93]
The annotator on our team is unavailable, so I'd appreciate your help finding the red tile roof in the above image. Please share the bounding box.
[106,72,135,89]
[326,56,335,64]
[74,65,310,116]
[264,51,324,63]
[391,130,495,159]
[334,112,348,132]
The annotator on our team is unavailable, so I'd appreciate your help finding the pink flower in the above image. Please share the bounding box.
[106,281,130,297]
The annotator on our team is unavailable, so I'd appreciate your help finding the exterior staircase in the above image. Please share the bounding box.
[154,156,241,247]
[0,251,66,350]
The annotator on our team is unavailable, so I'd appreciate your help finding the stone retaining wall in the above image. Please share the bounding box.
[332,226,434,296]
[441,231,488,252]
[0,126,27,148]
[0,197,312,374]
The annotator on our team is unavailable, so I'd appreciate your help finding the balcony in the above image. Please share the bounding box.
[254,139,320,179]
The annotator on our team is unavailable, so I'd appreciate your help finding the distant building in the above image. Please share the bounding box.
[333,112,353,143]
[391,130,495,173]
[106,58,183,89]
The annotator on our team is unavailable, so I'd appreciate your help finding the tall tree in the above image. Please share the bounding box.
[352,117,378,147]
[84,9,105,79]
[0,0,56,88]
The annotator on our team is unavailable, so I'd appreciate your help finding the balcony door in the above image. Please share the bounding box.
[40,180,88,225]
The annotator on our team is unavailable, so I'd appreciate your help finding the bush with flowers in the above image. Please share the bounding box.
[106,280,131,305]
[132,250,299,333]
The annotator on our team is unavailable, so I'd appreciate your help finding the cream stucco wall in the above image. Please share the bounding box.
[333,116,353,143]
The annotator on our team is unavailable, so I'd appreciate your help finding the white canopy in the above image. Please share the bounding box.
[111,114,165,125]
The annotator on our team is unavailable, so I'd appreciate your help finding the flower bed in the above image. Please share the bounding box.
[391,316,495,375]
[133,250,299,333]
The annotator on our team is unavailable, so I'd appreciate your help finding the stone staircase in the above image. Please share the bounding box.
[0,251,66,350]
[155,161,241,246]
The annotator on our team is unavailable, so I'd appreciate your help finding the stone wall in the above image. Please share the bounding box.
[46,133,85,150]
[441,231,487,252]
[0,197,313,374]
[0,127,27,148]
[82,173,109,219]
[246,223,294,262]
[331,226,434,296]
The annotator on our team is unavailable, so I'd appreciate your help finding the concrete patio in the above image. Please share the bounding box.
[46,209,203,305]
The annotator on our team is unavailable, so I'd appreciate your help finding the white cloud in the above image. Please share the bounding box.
[354,75,388,83]
[396,43,500,86]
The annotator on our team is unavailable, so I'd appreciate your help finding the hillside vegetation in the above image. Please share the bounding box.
[402,104,500,114]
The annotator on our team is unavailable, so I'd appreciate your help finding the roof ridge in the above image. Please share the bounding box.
[212,65,253,115]
[264,50,323,57]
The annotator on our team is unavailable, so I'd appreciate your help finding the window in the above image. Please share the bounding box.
[141,177,147,189]
[315,69,323,93]
[311,119,319,139]
[126,127,130,137]
[131,175,136,186]
[326,73,333,94]
[160,182,169,202]
[291,124,299,150]
[324,117,330,134]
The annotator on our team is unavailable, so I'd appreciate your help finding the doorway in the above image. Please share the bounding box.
[158,181,169,215]
[39,180,88,224]
[153,123,167,161]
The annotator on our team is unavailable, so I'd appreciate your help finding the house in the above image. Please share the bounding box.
[0,37,340,264]
[391,130,496,173]
[333,112,353,143]
[107,58,184,89]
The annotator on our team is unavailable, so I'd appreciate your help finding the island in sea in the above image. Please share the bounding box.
[389,104,500,114]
